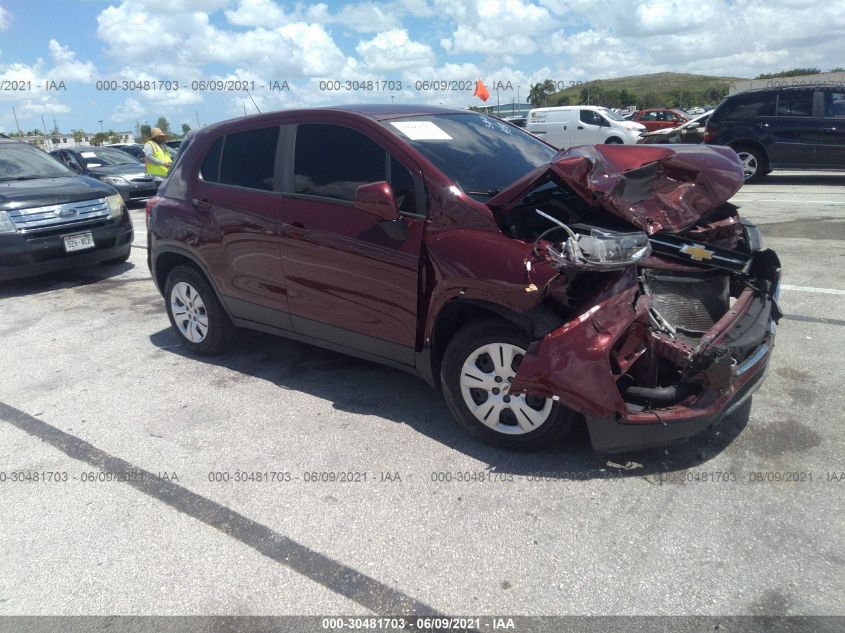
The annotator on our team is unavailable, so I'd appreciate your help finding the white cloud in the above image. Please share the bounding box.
[0,5,9,30]
[48,40,96,82]
[225,0,290,27]
[438,0,554,55]
[356,29,435,70]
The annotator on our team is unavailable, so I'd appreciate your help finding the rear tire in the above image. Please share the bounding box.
[605,137,624,144]
[733,145,768,182]
[164,265,234,355]
[441,319,576,451]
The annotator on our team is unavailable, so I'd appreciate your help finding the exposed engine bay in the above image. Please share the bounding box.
[487,144,782,418]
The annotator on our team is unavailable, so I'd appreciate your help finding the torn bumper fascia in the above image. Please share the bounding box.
[509,251,782,453]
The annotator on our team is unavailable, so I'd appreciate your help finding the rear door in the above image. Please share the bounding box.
[815,89,845,167]
[277,121,426,364]
[192,126,292,329]
[757,89,817,166]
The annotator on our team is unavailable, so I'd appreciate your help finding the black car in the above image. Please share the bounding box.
[638,112,709,144]
[0,138,133,281]
[705,85,845,181]
[110,143,146,161]
[50,146,159,202]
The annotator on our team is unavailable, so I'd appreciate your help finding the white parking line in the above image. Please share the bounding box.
[731,199,844,204]
[781,284,845,295]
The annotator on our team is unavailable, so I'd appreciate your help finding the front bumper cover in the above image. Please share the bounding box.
[510,250,781,453]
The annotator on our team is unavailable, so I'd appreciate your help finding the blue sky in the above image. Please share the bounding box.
[1,0,843,135]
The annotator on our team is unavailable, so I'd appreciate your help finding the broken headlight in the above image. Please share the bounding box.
[535,209,651,270]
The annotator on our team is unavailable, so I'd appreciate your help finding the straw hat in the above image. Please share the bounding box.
[150,127,167,140]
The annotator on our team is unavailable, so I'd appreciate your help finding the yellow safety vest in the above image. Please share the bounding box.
[145,141,172,177]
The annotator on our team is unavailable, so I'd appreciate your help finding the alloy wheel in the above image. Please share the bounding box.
[737,151,758,180]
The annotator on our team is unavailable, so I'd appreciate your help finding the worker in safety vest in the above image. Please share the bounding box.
[144,127,172,177]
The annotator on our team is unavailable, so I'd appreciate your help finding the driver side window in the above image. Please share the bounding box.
[580,110,601,126]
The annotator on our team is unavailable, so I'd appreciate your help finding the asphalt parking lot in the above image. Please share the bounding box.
[1,172,843,622]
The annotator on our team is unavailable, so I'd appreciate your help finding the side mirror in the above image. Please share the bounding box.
[353,181,400,221]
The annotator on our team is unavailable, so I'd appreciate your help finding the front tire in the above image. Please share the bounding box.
[164,265,234,355]
[605,137,624,144]
[441,319,576,451]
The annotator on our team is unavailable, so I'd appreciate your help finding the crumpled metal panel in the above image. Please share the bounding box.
[487,144,745,235]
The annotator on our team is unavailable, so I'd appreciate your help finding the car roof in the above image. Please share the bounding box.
[192,104,473,139]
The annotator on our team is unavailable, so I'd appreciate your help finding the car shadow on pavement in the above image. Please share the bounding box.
[149,327,751,482]
[0,262,136,298]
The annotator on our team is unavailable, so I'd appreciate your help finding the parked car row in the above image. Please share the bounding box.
[531,86,844,182]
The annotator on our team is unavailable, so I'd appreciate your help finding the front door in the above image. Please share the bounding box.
[816,89,845,167]
[278,122,425,364]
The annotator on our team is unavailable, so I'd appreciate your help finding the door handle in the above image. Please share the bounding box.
[821,126,838,132]
[192,197,212,210]
[281,222,310,240]
[577,125,584,129]
[754,122,770,128]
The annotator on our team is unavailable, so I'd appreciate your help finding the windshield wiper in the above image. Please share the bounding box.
[462,187,502,197]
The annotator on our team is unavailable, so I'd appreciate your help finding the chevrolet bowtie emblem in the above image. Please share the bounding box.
[680,243,715,261]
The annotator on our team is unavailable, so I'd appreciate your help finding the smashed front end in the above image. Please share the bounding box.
[490,144,781,452]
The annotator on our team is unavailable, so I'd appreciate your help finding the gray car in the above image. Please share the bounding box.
[50,146,160,203]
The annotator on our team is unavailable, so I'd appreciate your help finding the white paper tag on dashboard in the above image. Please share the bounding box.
[389,121,452,140]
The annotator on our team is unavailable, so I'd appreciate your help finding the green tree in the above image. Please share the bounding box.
[71,129,85,143]
[140,123,152,140]
[755,68,821,79]
[154,117,170,134]
[528,80,557,107]
[181,123,191,135]
[91,132,108,146]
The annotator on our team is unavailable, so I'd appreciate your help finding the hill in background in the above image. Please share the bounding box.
[540,72,749,109]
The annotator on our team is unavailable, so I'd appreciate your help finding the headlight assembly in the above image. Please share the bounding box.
[101,175,129,186]
[106,194,124,219]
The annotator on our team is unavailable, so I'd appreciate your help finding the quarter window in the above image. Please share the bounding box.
[200,137,223,182]
[219,127,279,191]
[294,124,386,202]
[824,91,845,118]
[718,93,776,120]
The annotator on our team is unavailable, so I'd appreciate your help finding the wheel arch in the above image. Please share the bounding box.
[426,298,563,388]
[153,246,218,299]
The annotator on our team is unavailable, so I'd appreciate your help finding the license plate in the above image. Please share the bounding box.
[63,231,95,253]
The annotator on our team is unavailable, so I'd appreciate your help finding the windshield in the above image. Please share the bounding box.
[383,113,556,199]
[76,148,141,168]
[0,144,74,181]
[600,108,625,121]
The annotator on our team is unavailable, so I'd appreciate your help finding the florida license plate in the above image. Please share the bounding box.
[63,231,95,253]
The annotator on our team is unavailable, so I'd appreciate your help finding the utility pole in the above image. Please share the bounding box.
[12,106,22,137]
[195,111,200,127]
[41,115,49,149]
[98,120,104,132]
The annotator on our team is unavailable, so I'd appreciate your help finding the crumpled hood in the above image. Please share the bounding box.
[487,144,744,234]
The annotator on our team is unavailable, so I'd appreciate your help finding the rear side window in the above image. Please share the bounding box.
[294,124,385,201]
[716,92,776,121]
[776,91,814,116]
[219,127,279,191]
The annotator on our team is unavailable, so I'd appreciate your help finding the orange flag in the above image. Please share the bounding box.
[474,79,490,102]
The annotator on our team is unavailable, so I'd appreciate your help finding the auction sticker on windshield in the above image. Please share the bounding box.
[63,232,95,252]
[389,121,452,140]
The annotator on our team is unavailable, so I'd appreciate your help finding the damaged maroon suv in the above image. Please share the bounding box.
[148,105,781,452]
